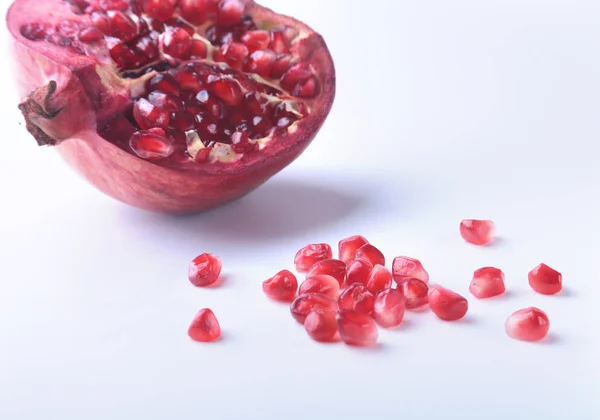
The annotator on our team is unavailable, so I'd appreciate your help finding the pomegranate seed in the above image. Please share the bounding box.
[147,92,183,111]
[304,309,338,343]
[505,307,550,342]
[20,22,49,40]
[243,91,268,116]
[46,33,71,47]
[355,244,385,267]
[163,27,192,59]
[149,73,180,95]
[336,310,378,347]
[109,42,135,68]
[298,275,340,300]
[244,49,276,78]
[290,293,338,324]
[346,259,373,286]
[78,27,104,43]
[175,70,204,92]
[142,0,176,21]
[338,283,375,315]
[231,131,258,153]
[56,20,81,37]
[281,64,319,98]
[170,112,196,131]
[188,253,222,287]
[135,36,159,60]
[294,243,333,272]
[190,39,208,58]
[270,54,295,79]
[241,30,271,52]
[269,29,290,54]
[528,263,562,295]
[219,41,249,70]
[460,219,495,246]
[178,0,208,25]
[373,288,406,329]
[399,278,429,309]
[470,267,506,299]
[366,265,393,295]
[133,98,170,129]
[207,77,243,106]
[338,235,369,265]
[90,12,111,34]
[428,285,468,321]
[107,11,137,42]
[306,259,346,286]
[217,0,244,27]
[129,128,174,160]
[188,308,221,342]
[262,269,298,302]
[283,26,299,42]
[392,256,429,284]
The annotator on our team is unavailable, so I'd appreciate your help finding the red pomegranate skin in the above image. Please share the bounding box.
[6,0,336,214]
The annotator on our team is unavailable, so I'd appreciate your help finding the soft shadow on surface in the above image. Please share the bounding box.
[537,333,561,345]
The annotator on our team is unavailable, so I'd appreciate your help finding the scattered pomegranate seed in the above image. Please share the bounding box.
[294,243,333,272]
[470,267,506,299]
[290,293,338,324]
[163,27,192,59]
[306,259,346,286]
[241,30,271,52]
[188,308,221,342]
[338,235,369,265]
[304,309,338,342]
[188,253,222,287]
[178,0,208,25]
[142,0,176,21]
[217,0,244,27]
[336,310,378,347]
[392,256,429,284]
[262,269,298,302]
[528,263,562,295]
[355,244,385,267]
[133,98,170,129]
[346,258,373,286]
[298,274,340,300]
[505,307,550,342]
[338,283,375,315]
[460,219,495,246]
[373,288,406,329]
[129,128,174,160]
[428,285,469,321]
[366,264,393,295]
[399,278,429,309]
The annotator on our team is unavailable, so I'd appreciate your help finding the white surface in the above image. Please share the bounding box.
[1,0,599,419]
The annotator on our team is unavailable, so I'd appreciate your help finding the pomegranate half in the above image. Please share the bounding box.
[6,0,335,214]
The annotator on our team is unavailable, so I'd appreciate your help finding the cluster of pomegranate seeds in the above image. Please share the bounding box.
[306,259,346,286]
[188,252,222,287]
[460,219,496,246]
[188,308,221,342]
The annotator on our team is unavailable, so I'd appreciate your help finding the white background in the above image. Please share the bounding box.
[1,0,599,419]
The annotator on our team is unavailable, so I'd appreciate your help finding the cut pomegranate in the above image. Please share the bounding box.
[399,278,429,309]
[188,253,222,287]
[460,219,495,246]
[528,263,562,295]
[304,309,338,342]
[298,274,340,300]
[306,259,346,287]
[290,293,338,324]
[346,258,373,286]
[355,244,385,267]
[188,308,221,342]
[338,235,369,265]
[294,243,333,272]
[373,288,406,329]
[9,0,336,214]
[428,285,469,321]
[262,269,298,302]
[338,283,375,315]
[365,264,393,295]
[505,307,550,342]
[470,267,506,299]
[392,256,429,284]
[336,310,378,347]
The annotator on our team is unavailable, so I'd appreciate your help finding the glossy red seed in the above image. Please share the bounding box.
[281,63,313,91]
[149,73,180,95]
[219,41,249,70]
[270,54,295,79]
[355,244,385,267]
[336,310,378,347]
[262,269,298,302]
[346,259,373,286]
[294,243,333,272]
[304,310,338,342]
[108,11,137,41]
[178,0,208,25]
[392,256,429,284]
[129,128,174,159]
[78,27,104,43]
[190,39,208,58]
[460,219,495,246]
[142,0,176,21]
[244,49,276,77]
[269,29,290,54]
[170,112,196,131]
[528,263,562,295]
[373,288,406,328]
[175,70,204,92]
[147,92,183,111]
[207,77,243,106]
[46,33,71,47]
[399,278,429,309]
[470,267,506,299]
[505,307,550,342]
[306,259,346,287]
[428,285,468,321]
[241,30,270,52]
[338,235,369,265]
[298,275,340,300]
[188,308,221,342]
[217,0,244,26]
[90,12,111,34]
[366,265,393,295]
[290,293,338,324]
[163,27,192,59]
[338,283,375,315]
[188,253,222,287]
[133,98,171,129]
[229,131,256,153]
[20,22,49,40]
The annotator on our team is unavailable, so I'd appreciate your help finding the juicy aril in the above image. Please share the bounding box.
[6,0,335,213]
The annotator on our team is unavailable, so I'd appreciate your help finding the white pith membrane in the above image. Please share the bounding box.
[24,0,318,164]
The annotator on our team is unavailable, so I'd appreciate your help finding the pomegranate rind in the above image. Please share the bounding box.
[7,0,336,214]
[505,307,550,342]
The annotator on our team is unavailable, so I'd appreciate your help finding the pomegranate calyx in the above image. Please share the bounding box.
[18,81,63,146]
